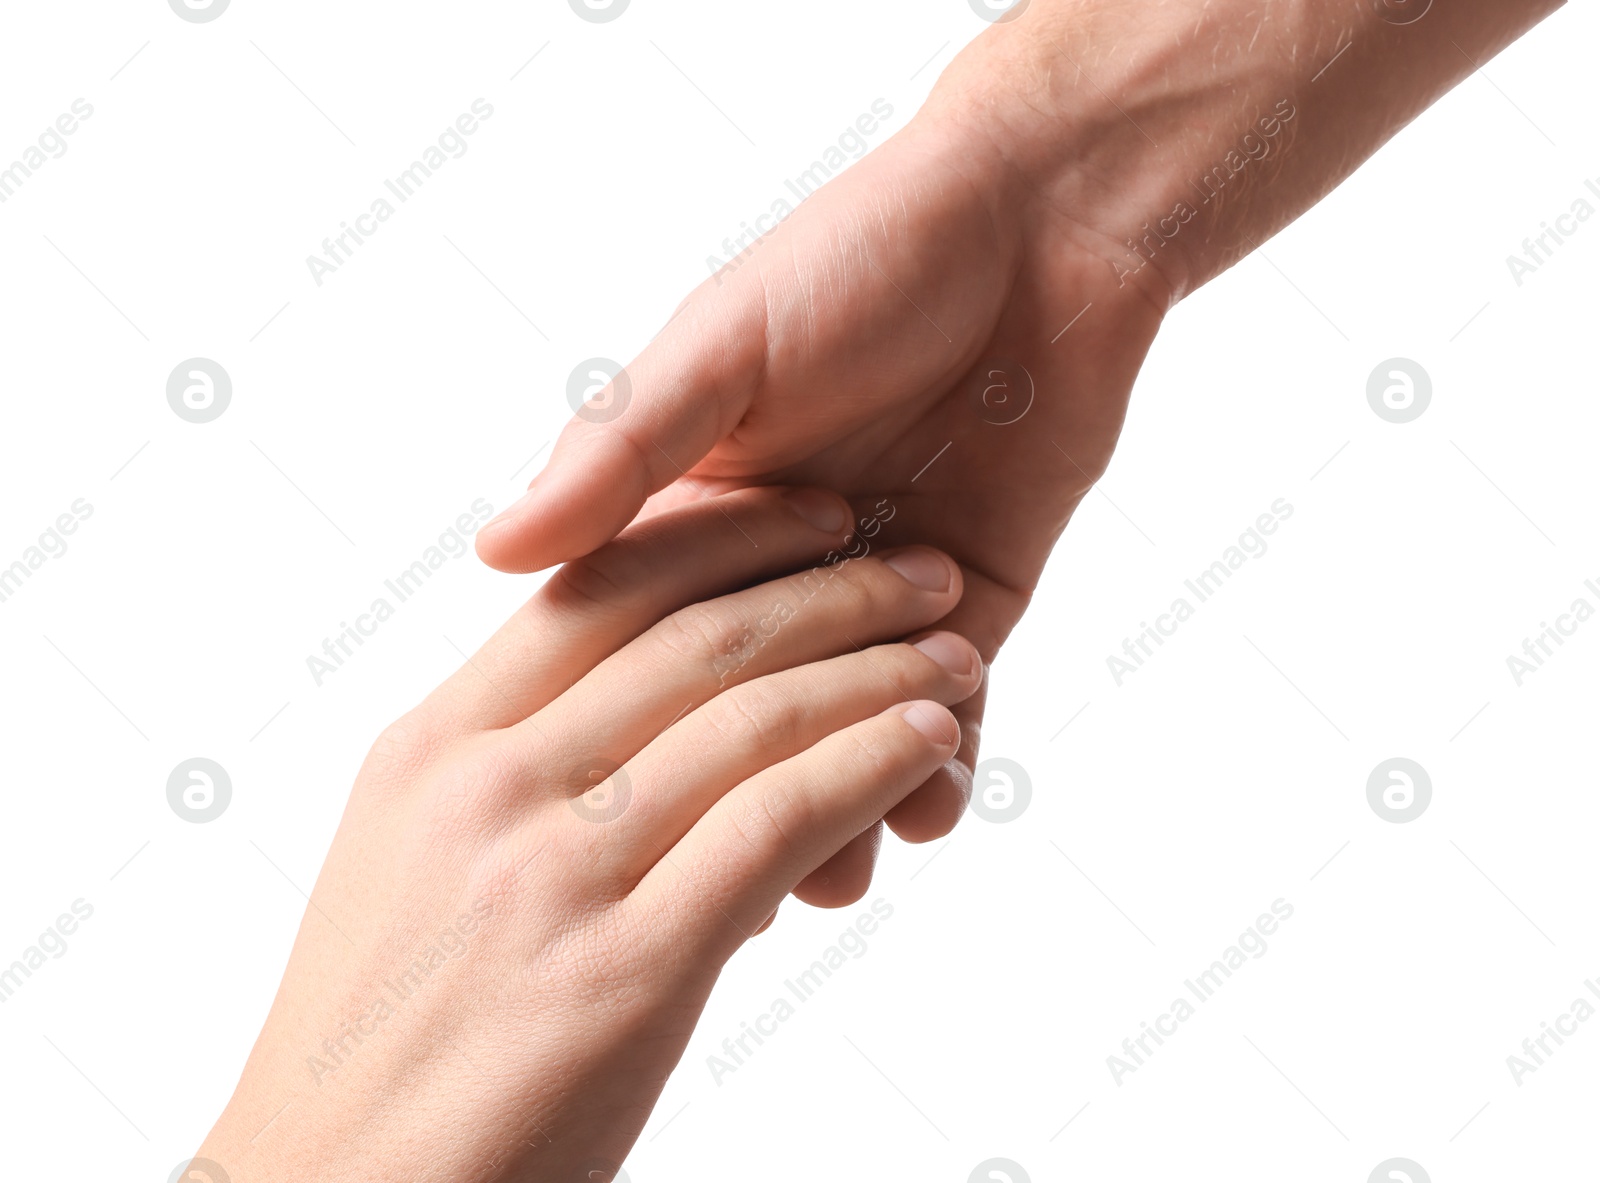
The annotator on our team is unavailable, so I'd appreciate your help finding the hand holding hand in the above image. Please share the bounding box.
[196,488,980,1181]
[478,71,1169,842]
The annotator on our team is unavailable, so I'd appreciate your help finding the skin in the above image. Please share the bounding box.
[476,0,1564,882]
[195,487,983,1180]
[198,0,1567,1177]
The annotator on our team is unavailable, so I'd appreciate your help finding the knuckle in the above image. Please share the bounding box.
[419,736,528,833]
[544,541,656,614]
[544,546,647,615]
[826,556,904,622]
[363,709,445,785]
[703,682,801,755]
[875,643,929,688]
[842,725,902,784]
[657,601,753,670]
[786,556,850,613]
[728,784,811,866]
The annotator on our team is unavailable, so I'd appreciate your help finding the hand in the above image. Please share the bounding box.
[475,0,1559,849]
[476,68,1170,846]
[194,487,983,1181]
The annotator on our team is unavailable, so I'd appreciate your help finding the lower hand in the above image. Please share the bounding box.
[195,487,981,1181]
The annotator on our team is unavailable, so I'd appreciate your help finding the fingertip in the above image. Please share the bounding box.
[791,876,870,910]
[791,823,881,909]
[884,758,973,844]
[780,486,852,538]
[908,631,982,683]
[475,433,650,574]
[881,546,962,598]
[474,505,542,572]
[891,699,960,748]
[475,528,552,574]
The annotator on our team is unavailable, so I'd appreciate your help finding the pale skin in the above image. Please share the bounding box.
[198,488,982,1179]
[201,0,1563,1177]
[477,0,1563,891]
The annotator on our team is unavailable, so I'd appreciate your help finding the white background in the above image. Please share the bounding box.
[1,1,1595,1179]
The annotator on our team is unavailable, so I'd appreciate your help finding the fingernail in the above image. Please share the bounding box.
[783,488,848,533]
[913,633,976,676]
[885,548,951,593]
[895,700,957,744]
[486,485,537,531]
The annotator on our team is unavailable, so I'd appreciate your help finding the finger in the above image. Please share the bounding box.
[566,632,981,881]
[634,476,746,525]
[474,286,768,575]
[418,486,853,734]
[791,822,883,909]
[517,546,963,770]
[876,564,1024,844]
[885,673,987,843]
[632,700,960,952]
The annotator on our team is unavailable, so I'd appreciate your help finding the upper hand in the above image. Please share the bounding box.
[476,77,1169,840]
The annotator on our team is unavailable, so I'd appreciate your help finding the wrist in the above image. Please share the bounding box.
[921,0,1319,303]
[924,0,1564,300]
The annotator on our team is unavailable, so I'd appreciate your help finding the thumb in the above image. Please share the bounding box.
[475,283,767,573]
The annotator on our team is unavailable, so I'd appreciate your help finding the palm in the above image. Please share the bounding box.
[479,117,1166,843]
[662,122,1165,658]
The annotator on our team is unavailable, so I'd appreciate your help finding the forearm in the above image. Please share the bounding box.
[928,0,1564,300]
